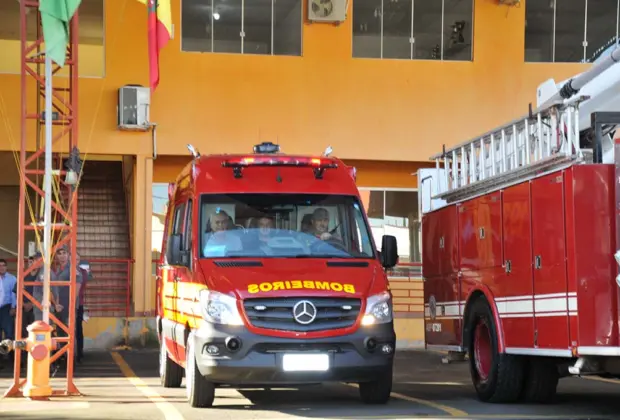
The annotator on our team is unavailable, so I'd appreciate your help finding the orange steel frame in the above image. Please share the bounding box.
[5,0,81,397]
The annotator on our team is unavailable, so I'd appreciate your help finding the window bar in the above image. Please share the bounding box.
[211,0,215,52]
[617,0,619,45]
[583,0,588,62]
[410,0,415,60]
[241,0,245,54]
[552,0,557,62]
[271,0,275,55]
[380,0,384,59]
[440,0,445,60]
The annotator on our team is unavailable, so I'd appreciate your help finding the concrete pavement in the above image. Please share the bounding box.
[0,349,619,419]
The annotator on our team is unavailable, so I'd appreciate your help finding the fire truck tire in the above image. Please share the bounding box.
[159,335,183,388]
[520,358,559,403]
[467,297,524,403]
[186,332,216,408]
[358,366,393,404]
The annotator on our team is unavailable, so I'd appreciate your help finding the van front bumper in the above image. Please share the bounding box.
[191,322,396,386]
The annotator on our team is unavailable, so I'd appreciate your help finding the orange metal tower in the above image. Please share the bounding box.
[4,0,81,397]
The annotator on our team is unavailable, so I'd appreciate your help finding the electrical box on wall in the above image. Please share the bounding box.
[308,0,347,23]
[117,85,151,131]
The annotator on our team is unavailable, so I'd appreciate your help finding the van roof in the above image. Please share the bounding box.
[173,152,359,196]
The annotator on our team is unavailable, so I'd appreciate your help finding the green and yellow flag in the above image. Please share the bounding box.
[39,0,82,67]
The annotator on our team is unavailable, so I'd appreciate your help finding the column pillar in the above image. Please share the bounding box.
[132,154,153,317]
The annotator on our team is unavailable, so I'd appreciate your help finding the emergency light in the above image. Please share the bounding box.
[221,156,338,179]
[253,142,280,154]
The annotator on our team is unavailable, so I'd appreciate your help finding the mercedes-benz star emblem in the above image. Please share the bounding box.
[293,300,317,325]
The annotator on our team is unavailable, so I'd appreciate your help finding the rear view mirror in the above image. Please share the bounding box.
[167,234,183,265]
[380,235,398,269]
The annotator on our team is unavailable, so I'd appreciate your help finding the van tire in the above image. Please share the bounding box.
[159,336,183,388]
[467,297,524,403]
[359,365,393,404]
[521,358,559,403]
[186,332,215,408]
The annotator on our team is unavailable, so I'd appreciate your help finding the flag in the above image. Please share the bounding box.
[137,0,172,92]
[39,0,82,67]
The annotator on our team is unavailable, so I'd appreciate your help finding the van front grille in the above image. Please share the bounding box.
[242,297,362,332]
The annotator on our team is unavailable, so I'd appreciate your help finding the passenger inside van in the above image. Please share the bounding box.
[199,194,373,259]
[202,209,242,257]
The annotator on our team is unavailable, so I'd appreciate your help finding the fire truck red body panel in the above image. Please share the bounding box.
[424,164,618,354]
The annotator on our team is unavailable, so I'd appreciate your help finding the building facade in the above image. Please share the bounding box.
[0,0,613,347]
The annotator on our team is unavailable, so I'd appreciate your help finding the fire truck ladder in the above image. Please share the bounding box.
[431,101,587,204]
[4,1,81,397]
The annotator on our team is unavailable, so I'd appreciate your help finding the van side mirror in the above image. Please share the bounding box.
[167,234,183,265]
[380,235,398,269]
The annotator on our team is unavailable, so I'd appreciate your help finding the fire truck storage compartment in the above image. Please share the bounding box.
[458,191,502,272]
[568,164,619,350]
[422,204,459,277]
[422,205,461,347]
[500,181,535,349]
[531,171,570,350]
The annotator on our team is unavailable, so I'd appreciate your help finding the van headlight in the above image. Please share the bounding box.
[361,291,393,325]
[198,290,244,325]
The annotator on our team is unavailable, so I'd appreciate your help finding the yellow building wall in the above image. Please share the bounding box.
[0,0,588,162]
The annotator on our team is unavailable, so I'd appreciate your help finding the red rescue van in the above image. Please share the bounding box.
[155,142,398,408]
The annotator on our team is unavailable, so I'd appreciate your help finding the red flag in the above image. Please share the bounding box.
[140,0,172,92]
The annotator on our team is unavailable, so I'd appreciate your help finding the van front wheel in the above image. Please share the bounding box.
[185,332,215,408]
[359,366,393,404]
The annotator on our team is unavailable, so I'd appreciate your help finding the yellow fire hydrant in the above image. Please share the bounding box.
[0,320,56,399]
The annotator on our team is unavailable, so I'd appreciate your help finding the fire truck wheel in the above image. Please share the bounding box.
[358,366,393,404]
[520,358,559,403]
[467,297,524,403]
[186,331,215,408]
[159,334,183,388]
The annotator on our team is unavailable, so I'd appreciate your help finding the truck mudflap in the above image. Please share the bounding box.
[191,322,396,385]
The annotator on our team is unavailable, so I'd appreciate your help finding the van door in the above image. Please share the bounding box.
[162,201,187,363]
[174,198,195,365]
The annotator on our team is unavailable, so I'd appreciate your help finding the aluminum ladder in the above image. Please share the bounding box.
[430,102,585,203]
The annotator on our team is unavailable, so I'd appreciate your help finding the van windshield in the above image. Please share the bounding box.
[199,194,375,259]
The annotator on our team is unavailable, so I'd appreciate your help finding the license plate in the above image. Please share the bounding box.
[282,353,329,372]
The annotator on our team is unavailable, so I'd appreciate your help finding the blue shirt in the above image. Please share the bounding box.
[0,272,17,308]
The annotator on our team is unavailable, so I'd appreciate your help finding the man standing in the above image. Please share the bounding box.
[0,258,17,340]
[13,254,38,338]
[75,252,90,363]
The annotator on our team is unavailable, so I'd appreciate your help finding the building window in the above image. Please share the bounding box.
[352,0,474,61]
[358,189,421,263]
[0,0,105,77]
[525,0,620,63]
[181,0,302,56]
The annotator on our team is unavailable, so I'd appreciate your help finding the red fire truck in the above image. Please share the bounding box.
[419,46,620,404]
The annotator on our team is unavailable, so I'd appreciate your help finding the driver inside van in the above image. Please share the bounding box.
[203,209,242,256]
[308,208,338,241]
